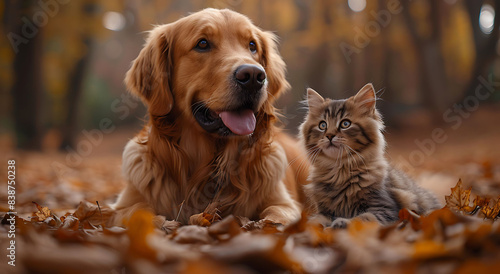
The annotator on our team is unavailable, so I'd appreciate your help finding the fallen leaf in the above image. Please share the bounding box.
[32,201,52,222]
[480,197,500,220]
[189,212,220,227]
[284,211,308,234]
[188,202,222,227]
[125,209,157,260]
[61,215,80,230]
[173,225,213,244]
[413,240,448,259]
[398,208,421,231]
[207,215,241,241]
[242,219,281,233]
[420,208,464,240]
[445,179,475,213]
[73,201,114,228]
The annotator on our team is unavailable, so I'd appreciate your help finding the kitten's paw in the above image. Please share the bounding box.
[331,218,350,229]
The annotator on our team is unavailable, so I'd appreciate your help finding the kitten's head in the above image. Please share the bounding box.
[299,83,385,164]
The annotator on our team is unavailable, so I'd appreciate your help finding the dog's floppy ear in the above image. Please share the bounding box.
[260,31,290,101]
[125,24,174,116]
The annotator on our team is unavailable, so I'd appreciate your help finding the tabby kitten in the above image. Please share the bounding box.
[300,83,440,228]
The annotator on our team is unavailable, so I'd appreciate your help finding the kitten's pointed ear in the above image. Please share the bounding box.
[353,83,376,110]
[307,88,324,108]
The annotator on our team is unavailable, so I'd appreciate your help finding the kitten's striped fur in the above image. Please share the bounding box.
[300,84,440,228]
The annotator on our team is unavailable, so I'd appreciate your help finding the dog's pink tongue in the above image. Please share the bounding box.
[219,109,256,136]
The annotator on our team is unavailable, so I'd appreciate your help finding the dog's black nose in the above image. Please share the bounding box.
[234,64,266,92]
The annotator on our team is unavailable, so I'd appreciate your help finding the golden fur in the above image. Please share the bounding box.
[112,9,309,226]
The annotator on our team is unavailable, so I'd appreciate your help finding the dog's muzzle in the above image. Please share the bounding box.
[192,64,266,137]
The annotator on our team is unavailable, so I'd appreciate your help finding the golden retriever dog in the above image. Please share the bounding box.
[112,8,309,227]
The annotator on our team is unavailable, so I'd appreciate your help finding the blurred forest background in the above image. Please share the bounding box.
[0,0,499,169]
[2,3,500,272]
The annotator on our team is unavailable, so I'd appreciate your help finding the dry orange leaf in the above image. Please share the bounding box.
[74,201,114,227]
[61,215,80,230]
[398,208,421,230]
[189,212,221,227]
[125,209,157,260]
[445,179,500,221]
[445,179,476,213]
[473,196,490,207]
[481,197,500,220]
[284,211,309,234]
[32,201,52,222]
[413,240,448,259]
[420,208,463,240]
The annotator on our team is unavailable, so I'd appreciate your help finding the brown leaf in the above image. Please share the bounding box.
[207,215,241,241]
[473,196,491,208]
[125,209,157,260]
[54,228,85,243]
[32,201,52,222]
[412,240,448,259]
[61,215,80,230]
[242,219,281,234]
[307,223,335,246]
[188,202,222,227]
[73,201,114,228]
[284,211,308,234]
[173,225,214,244]
[204,233,302,273]
[398,208,421,231]
[481,197,500,220]
[189,212,220,227]
[445,179,475,213]
[420,208,464,240]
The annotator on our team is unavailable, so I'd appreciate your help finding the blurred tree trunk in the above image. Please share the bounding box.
[306,44,330,94]
[59,36,93,150]
[401,0,449,118]
[462,0,500,98]
[59,3,97,150]
[377,0,397,126]
[9,0,43,150]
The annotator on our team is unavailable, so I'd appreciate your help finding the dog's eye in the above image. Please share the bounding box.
[195,39,210,51]
[249,41,257,53]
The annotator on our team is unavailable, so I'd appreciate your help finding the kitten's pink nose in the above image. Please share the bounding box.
[326,135,334,141]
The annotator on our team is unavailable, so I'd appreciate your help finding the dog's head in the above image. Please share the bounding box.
[126,8,290,137]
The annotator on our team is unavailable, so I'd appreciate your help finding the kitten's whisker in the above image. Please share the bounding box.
[345,145,368,171]
[344,145,356,174]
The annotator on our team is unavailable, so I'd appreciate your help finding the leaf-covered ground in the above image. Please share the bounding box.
[1,107,500,273]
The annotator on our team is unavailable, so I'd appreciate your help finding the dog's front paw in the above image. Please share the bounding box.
[331,218,350,229]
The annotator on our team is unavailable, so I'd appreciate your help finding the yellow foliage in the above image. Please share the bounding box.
[441,3,475,85]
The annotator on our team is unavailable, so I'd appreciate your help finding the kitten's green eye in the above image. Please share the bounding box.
[340,119,351,129]
[318,121,327,131]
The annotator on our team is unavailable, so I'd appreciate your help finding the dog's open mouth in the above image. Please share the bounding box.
[192,103,256,136]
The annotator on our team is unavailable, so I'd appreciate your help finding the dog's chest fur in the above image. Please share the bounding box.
[123,132,286,224]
